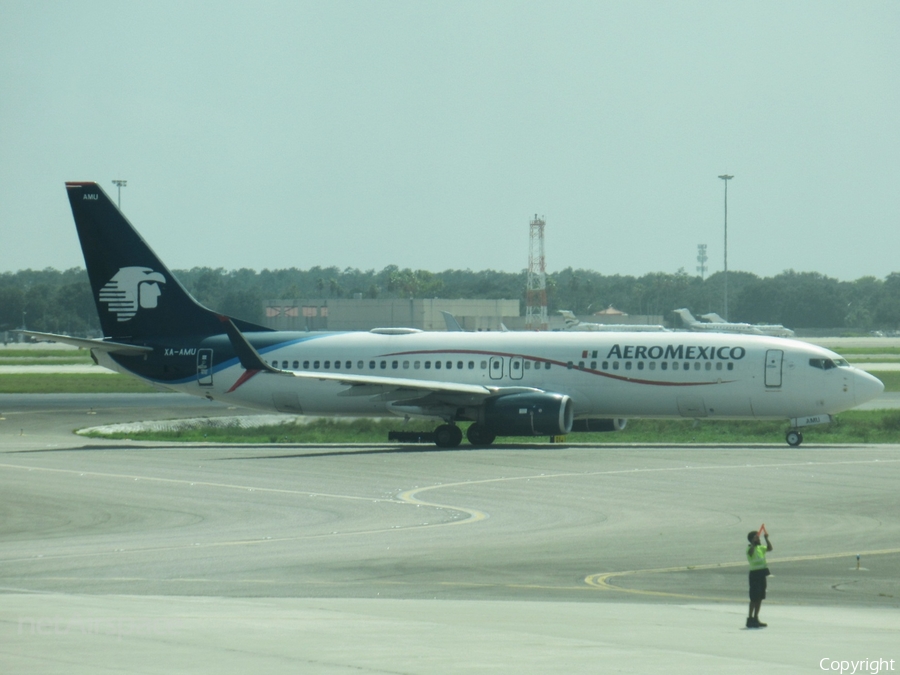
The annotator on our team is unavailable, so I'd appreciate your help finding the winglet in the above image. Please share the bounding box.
[217,315,282,374]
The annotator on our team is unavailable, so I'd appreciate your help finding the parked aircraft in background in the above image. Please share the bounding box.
[559,310,668,332]
[441,311,464,332]
[700,312,795,338]
[21,182,884,448]
[674,308,765,335]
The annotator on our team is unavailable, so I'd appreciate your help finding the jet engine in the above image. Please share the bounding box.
[481,392,574,436]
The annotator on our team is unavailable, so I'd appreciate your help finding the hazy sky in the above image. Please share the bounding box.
[1,1,898,280]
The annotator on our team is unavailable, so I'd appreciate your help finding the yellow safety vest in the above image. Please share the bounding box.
[747,544,768,571]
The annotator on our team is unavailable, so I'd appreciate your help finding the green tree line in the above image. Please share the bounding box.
[2,266,898,335]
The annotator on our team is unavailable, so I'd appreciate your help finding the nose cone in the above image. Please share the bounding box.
[855,370,885,406]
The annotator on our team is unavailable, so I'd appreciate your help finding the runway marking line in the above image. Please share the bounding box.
[2,455,899,567]
[585,547,900,601]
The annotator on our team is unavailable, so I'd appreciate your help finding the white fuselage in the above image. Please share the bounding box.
[98,330,884,422]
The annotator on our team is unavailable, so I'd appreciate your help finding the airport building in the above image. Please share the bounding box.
[262,298,520,331]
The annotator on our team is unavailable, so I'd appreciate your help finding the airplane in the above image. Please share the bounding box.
[558,310,669,332]
[22,182,884,448]
[441,311,464,332]
[700,312,795,338]
[674,308,765,335]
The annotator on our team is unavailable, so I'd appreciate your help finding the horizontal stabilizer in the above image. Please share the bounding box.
[15,330,153,355]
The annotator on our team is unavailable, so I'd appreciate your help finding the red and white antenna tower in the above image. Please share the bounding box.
[525,214,548,331]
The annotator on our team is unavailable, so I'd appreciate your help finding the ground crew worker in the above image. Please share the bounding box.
[746,529,772,628]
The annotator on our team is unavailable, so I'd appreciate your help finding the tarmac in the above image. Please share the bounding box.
[1,393,899,674]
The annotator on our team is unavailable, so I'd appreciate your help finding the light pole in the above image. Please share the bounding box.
[718,174,733,320]
[112,179,127,209]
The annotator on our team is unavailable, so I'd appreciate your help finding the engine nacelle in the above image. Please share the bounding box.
[482,393,574,436]
[570,418,627,433]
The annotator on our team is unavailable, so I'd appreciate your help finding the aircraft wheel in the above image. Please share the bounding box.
[434,424,463,448]
[785,430,803,447]
[466,423,496,447]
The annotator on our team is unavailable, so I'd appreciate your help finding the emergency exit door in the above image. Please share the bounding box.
[765,349,783,388]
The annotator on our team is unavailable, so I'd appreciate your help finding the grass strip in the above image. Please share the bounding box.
[0,373,159,394]
[867,371,900,392]
[0,358,94,366]
[83,410,900,445]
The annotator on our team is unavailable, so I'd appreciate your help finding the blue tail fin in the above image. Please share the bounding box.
[65,182,268,341]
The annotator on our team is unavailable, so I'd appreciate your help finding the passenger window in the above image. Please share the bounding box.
[481,361,488,369]
[314,360,320,369]
[392,360,398,369]
[303,360,310,369]
[369,360,376,369]
[567,361,574,370]
[324,361,330,369]
[637,362,644,370]
[425,361,431,369]
[727,362,734,371]
[333,360,340,369]
[578,361,584,370]
[716,362,722,371]
[545,362,551,370]
[673,362,679,370]
[457,361,463,369]
[625,361,632,370]
[446,361,452,369]
[649,362,656,370]
[281,361,288,369]
[357,361,364,369]
[705,362,711,371]
[469,361,475,369]
[346,361,352,369]
[602,361,609,370]
[380,360,387,369]
[613,362,619,370]
[292,360,299,369]
[525,361,531,370]
[414,361,421,369]
[435,361,442,369]
[661,362,668,371]
[684,362,689,371]
[403,361,410,369]
[591,361,597,370]
[694,362,700,371]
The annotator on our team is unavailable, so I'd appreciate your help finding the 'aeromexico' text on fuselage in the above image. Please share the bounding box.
[606,344,747,361]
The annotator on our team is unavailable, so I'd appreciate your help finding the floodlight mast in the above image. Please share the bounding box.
[718,174,733,321]
[112,179,127,209]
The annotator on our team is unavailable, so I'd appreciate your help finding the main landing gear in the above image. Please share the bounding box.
[785,429,803,447]
[465,422,496,447]
[434,423,463,448]
[432,423,497,448]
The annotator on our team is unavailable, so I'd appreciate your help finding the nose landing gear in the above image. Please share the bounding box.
[785,429,803,447]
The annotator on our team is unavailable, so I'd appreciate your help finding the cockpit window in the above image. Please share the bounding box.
[834,359,849,367]
[809,358,838,370]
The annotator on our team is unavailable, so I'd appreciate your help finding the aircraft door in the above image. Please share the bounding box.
[765,349,783,388]
[197,348,213,386]
[489,356,504,380]
[509,356,524,380]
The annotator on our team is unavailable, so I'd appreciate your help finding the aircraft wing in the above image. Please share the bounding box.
[15,330,154,355]
[218,315,540,402]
